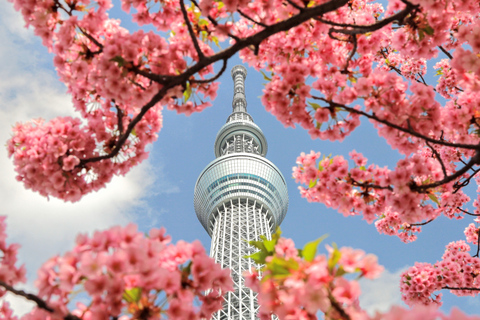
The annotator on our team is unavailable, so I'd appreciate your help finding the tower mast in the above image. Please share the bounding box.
[194,65,289,319]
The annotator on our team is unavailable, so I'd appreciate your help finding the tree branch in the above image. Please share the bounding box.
[79,0,419,166]
[318,1,419,36]
[438,46,453,59]
[410,218,434,227]
[190,58,228,84]
[0,280,82,320]
[426,141,447,178]
[456,207,480,217]
[443,286,480,291]
[115,103,124,135]
[413,153,480,192]
[179,0,205,61]
[453,167,480,194]
[311,96,480,150]
[237,9,268,28]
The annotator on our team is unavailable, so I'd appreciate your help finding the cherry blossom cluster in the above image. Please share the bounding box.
[0,216,26,298]
[245,234,383,319]
[246,234,480,319]
[293,150,471,243]
[7,0,222,201]
[400,240,480,307]
[0,219,232,320]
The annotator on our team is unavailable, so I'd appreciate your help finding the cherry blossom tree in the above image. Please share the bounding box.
[4,0,480,316]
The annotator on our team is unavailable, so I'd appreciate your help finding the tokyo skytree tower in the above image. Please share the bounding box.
[194,65,289,319]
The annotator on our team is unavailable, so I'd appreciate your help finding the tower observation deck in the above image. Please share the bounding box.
[194,65,289,319]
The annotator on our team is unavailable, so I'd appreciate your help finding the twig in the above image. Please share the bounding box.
[179,0,205,60]
[414,154,480,192]
[453,167,480,194]
[190,59,228,84]
[0,280,82,320]
[285,0,304,11]
[426,141,447,178]
[328,290,352,320]
[190,0,242,43]
[443,286,480,291]
[311,96,480,151]
[237,9,268,27]
[349,177,393,191]
[457,207,480,217]
[342,34,357,74]
[115,104,124,135]
[410,218,434,227]
[438,46,453,59]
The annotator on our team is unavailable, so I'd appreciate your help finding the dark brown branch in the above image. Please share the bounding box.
[342,35,357,74]
[349,176,393,191]
[115,104,124,135]
[311,96,480,150]
[453,167,480,194]
[179,0,205,60]
[426,141,447,178]
[414,153,480,192]
[457,207,480,217]
[443,286,480,291]
[438,46,453,59]
[410,218,434,227]
[190,0,242,43]
[0,280,82,320]
[79,0,419,165]
[190,59,228,84]
[237,9,268,28]
[285,0,304,11]
[319,1,418,36]
[328,290,352,320]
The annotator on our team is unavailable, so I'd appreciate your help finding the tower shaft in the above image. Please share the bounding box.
[210,199,274,320]
[194,65,288,320]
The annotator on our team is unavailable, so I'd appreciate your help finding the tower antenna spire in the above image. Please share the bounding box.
[231,65,248,113]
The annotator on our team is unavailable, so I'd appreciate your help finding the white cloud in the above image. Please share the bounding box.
[0,2,177,316]
[358,267,408,315]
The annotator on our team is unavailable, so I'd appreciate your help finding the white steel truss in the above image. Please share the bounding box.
[210,198,274,320]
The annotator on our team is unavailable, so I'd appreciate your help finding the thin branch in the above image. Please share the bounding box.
[426,141,447,178]
[415,154,480,192]
[349,176,393,191]
[190,58,228,84]
[318,1,419,36]
[410,218,434,227]
[179,0,205,60]
[115,104,124,135]
[190,0,242,43]
[453,167,480,194]
[438,46,453,59]
[285,0,304,11]
[328,290,352,320]
[311,96,480,150]
[237,9,268,28]
[443,286,480,291]
[342,35,357,74]
[0,280,82,320]
[475,227,480,257]
[457,207,480,217]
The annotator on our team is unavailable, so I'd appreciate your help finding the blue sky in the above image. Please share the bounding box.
[0,0,479,316]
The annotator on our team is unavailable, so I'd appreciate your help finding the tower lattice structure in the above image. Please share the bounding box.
[194,65,289,320]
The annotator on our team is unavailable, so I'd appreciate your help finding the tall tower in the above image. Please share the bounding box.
[194,65,289,319]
